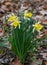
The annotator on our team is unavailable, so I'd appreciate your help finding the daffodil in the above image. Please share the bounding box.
[33,23,43,32]
[11,21,20,27]
[8,14,18,22]
[24,10,32,19]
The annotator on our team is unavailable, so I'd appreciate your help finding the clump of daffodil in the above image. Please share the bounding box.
[33,22,43,32]
[8,13,18,22]
[24,10,32,19]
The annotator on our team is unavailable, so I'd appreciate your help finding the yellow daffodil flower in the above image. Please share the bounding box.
[24,10,32,19]
[11,21,20,27]
[8,14,18,22]
[33,23,43,31]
